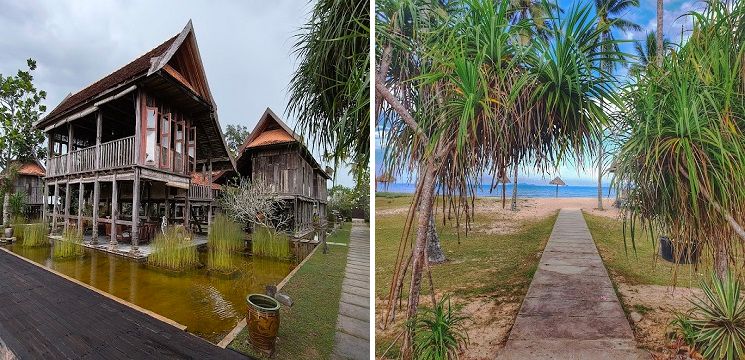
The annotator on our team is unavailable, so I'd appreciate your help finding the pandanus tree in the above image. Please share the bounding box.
[376,0,627,356]
[612,0,745,280]
[287,0,370,182]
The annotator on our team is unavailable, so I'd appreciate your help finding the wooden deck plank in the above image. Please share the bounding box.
[0,250,248,359]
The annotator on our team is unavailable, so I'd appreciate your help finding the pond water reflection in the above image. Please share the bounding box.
[4,241,315,343]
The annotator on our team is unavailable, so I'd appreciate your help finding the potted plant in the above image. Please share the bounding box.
[246,293,281,356]
[659,236,700,264]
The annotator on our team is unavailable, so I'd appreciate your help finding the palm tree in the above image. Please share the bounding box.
[594,0,641,210]
[377,0,628,356]
[287,0,369,181]
[630,31,672,75]
[508,0,560,44]
[657,0,663,66]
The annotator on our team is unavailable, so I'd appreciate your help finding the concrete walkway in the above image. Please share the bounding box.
[498,209,648,359]
[332,220,370,359]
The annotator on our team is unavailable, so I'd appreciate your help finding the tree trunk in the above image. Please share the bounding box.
[2,192,9,226]
[511,166,518,211]
[656,0,664,66]
[427,211,446,264]
[714,242,728,280]
[402,161,438,359]
[597,141,604,210]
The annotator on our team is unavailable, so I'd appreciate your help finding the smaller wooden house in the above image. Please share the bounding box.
[217,108,330,234]
[1,160,46,220]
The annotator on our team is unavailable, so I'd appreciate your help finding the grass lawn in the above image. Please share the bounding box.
[229,223,352,359]
[583,212,703,287]
[375,195,557,356]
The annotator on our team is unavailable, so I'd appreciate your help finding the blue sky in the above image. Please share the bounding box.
[375,0,703,187]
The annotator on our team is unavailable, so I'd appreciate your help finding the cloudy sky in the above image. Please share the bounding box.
[0,0,355,187]
[376,0,705,187]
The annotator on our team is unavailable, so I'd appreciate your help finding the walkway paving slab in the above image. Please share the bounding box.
[332,223,370,360]
[498,209,648,359]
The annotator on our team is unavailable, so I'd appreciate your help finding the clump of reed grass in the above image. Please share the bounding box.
[207,214,245,273]
[148,226,199,271]
[21,222,48,247]
[11,216,26,241]
[53,227,84,258]
[251,226,290,259]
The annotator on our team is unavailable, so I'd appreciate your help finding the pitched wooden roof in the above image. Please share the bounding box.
[1,160,46,178]
[44,36,177,121]
[216,108,331,182]
[38,21,235,172]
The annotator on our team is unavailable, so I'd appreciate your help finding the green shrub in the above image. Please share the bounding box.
[148,226,199,271]
[21,222,48,247]
[674,272,745,359]
[686,272,745,360]
[8,192,26,220]
[251,226,290,259]
[411,296,469,360]
[53,227,84,258]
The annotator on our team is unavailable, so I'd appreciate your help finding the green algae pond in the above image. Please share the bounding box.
[3,242,316,343]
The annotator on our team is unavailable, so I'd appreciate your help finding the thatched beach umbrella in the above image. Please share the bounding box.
[375,172,395,191]
[549,176,566,197]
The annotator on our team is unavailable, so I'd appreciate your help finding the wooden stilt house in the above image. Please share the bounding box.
[35,21,234,253]
[217,108,330,235]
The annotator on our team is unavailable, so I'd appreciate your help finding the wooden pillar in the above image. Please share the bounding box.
[164,186,170,226]
[67,124,74,172]
[91,176,100,245]
[184,179,191,231]
[110,173,118,248]
[95,111,102,169]
[207,160,213,235]
[52,181,59,229]
[77,180,84,232]
[131,168,141,253]
[64,182,71,232]
[41,183,48,225]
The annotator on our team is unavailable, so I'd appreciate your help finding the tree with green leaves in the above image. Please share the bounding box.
[630,31,672,75]
[0,59,46,226]
[594,0,640,210]
[223,124,250,158]
[287,0,370,183]
[613,0,745,280]
[377,0,627,355]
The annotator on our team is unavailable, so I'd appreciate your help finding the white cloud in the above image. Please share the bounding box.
[0,0,355,187]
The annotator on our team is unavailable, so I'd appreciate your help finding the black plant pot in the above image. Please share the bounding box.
[659,236,700,264]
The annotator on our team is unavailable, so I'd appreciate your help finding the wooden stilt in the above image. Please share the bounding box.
[52,181,59,230]
[64,182,71,232]
[77,180,84,232]
[110,173,118,248]
[131,168,141,253]
[207,160,213,235]
[92,176,100,245]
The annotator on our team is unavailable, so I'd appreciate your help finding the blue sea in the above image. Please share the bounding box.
[377,182,616,198]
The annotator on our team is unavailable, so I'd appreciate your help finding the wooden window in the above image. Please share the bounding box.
[174,121,185,173]
[160,113,171,169]
[144,107,158,164]
[188,126,196,172]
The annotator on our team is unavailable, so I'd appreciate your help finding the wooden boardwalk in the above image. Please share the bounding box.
[498,209,648,359]
[332,221,370,359]
[0,249,247,360]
